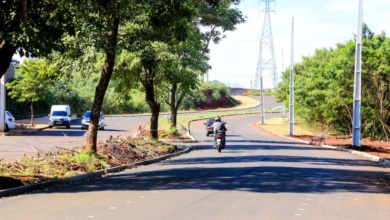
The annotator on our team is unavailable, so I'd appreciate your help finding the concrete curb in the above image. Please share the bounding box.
[265,130,390,167]
[3,118,81,136]
[0,146,193,198]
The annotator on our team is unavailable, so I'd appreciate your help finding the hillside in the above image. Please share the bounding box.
[192,91,239,110]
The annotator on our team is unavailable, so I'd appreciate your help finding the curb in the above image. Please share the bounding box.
[0,146,193,198]
[265,130,390,167]
[3,118,81,135]
[160,139,199,144]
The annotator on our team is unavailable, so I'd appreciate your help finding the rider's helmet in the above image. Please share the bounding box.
[215,116,221,122]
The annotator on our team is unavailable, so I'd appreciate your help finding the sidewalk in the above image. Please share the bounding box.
[256,116,315,136]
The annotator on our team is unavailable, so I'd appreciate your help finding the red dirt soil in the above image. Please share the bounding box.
[290,134,390,160]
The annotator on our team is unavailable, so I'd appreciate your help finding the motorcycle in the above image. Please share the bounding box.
[215,133,225,153]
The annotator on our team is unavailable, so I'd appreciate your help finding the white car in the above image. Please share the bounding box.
[5,111,15,132]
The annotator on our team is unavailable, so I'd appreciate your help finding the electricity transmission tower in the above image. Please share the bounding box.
[254,0,278,90]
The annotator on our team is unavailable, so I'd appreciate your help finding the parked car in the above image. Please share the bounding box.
[81,111,105,130]
[204,118,215,137]
[5,111,15,132]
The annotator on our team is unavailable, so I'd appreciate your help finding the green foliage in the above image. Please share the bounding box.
[245,89,275,96]
[200,81,230,100]
[6,59,55,123]
[5,0,245,122]
[198,0,245,53]
[1,0,76,57]
[160,127,180,138]
[7,59,54,103]
[276,25,390,140]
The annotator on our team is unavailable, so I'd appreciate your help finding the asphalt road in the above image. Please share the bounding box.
[0,95,279,162]
[0,116,150,162]
[0,114,389,219]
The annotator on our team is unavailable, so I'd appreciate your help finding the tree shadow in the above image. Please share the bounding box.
[37,142,390,195]
[46,165,389,195]
[29,130,87,137]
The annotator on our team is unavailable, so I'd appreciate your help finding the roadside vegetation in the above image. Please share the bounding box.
[0,137,177,190]
[2,74,243,191]
[276,24,390,141]
[244,89,276,96]
[2,0,246,152]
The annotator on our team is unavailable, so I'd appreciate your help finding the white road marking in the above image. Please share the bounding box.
[109,207,116,210]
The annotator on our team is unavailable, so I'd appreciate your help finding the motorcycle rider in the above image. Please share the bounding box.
[213,116,227,148]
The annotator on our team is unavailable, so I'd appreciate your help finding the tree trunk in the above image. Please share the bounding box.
[150,103,160,139]
[170,107,177,129]
[145,78,160,139]
[0,41,16,79]
[85,6,120,153]
[169,82,177,129]
[168,82,185,129]
[30,102,34,127]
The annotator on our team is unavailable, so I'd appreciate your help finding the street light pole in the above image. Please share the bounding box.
[352,0,363,147]
[289,17,295,135]
[0,74,5,132]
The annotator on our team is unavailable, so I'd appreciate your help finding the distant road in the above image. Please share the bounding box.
[249,95,281,110]
[0,96,277,162]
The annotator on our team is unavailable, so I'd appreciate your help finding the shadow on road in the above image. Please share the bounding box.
[36,142,390,196]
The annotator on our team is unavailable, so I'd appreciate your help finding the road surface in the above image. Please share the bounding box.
[0,114,389,219]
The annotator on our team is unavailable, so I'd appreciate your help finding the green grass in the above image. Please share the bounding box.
[159,110,264,130]
[158,109,283,131]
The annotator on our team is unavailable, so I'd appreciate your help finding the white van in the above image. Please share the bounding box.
[48,105,71,128]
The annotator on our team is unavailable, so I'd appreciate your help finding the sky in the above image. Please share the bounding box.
[207,0,390,89]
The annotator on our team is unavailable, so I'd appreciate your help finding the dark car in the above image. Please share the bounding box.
[204,118,215,137]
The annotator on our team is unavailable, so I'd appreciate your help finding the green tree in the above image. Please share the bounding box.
[360,30,390,140]
[163,27,209,129]
[0,0,75,78]
[198,0,245,54]
[71,1,123,153]
[116,0,205,139]
[164,0,244,128]
[6,59,54,126]
[276,24,390,141]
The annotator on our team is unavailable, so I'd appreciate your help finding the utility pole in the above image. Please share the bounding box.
[352,0,363,147]
[0,74,5,132]
[255,0,278,125]
[289,17,295,135]
[281,49,286,117]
